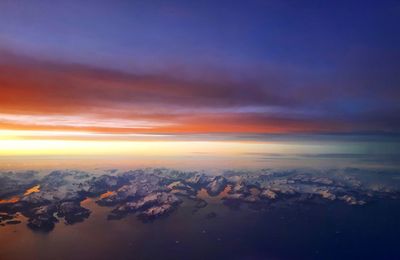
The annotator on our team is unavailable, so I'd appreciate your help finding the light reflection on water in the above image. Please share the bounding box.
[0,196,19,204]
[24,185,40,196]
[0,185,40,204]
[0,187,248,259]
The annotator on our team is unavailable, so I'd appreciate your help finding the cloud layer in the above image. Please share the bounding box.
[0,50,399,137]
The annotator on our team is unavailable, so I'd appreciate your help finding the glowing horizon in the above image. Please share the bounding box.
[0,128,391,158]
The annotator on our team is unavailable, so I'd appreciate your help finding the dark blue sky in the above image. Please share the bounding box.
[1,1,399,69]
[0,0,399,134]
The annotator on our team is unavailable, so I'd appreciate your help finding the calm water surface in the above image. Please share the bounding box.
[1,186,400,259]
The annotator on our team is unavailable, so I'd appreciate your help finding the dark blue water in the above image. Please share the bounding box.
[2,193,400,260]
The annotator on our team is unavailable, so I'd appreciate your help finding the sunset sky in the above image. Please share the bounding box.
[0,0,399,156]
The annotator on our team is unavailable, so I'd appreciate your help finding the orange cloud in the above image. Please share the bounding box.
[0,51,394,137]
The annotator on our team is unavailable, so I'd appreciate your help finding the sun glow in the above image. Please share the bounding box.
[0,130,364,157]
[0,139,275,156]
[0,129,265,156]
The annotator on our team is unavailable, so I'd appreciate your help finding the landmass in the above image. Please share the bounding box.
[0,167,399,232]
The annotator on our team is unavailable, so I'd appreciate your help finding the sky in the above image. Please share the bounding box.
[0,0,399,156]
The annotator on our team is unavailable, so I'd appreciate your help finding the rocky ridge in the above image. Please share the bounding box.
[0,168,399,232]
